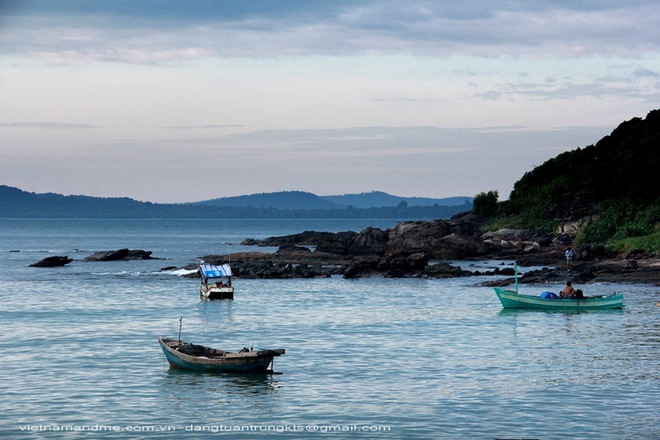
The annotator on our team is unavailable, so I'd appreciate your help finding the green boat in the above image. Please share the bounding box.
[494,287,624,310]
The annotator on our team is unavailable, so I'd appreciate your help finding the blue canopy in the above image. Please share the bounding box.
[199,263,232,278]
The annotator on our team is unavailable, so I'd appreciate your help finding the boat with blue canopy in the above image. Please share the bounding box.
[198,262,234,299]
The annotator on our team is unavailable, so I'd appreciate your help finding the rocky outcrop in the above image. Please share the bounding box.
[30,256,73,267]
[241,230,359,253]
[224,214,493,278]
[84,249,158,261]
[244,213,490,260]
[351,214,491,259]
[194,214,659,283]
[343,227,389,256]
[386,226,485,258]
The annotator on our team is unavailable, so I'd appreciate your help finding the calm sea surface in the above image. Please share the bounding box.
[0,219,658,439]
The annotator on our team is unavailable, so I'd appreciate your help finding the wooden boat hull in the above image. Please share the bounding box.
[494,287,624,310]
[158,337,284,373]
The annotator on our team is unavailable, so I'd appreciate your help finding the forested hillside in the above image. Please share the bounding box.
[490,109,660,250]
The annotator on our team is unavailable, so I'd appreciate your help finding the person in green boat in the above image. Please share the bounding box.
[561,281,576,298]
[560,281,585,299]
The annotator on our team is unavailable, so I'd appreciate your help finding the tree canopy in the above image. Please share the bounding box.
[491,109,660,250]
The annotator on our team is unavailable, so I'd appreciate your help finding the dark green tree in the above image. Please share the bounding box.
[472,190,499,217]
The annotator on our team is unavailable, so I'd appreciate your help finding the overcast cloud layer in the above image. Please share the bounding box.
[1,0,658,202]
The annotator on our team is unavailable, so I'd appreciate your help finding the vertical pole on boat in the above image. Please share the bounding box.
[224,220,231,267]
[514,261,519,294]
[178,317,183,344]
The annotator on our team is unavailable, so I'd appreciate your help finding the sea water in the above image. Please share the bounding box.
[0,218,658,439]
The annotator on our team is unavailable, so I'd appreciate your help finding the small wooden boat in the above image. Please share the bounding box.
[494,287,624,310]
[158,337,285,373]
[198,262,234,300]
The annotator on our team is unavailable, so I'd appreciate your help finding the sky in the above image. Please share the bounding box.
[1,1,659,203]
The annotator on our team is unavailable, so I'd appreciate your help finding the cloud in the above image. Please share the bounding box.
[0,121,99,129]
[1,1,657,203]
[138,125,610,158]
[470,63,660,102]
[632,67,659,78]
[2,1,659,64]
[161,124,243,130]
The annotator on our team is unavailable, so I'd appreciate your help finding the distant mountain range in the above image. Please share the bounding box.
[0,186,472,219]
[193,190,471,209]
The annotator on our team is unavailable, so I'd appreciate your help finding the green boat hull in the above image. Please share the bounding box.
[494,287,624,310]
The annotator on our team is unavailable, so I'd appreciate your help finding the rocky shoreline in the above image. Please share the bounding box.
[189,213,659,286]
[29,214,658,286]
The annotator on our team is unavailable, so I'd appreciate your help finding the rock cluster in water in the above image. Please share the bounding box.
[84,249,157,261]
[29,248,159,268]
[29,256,73,267]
